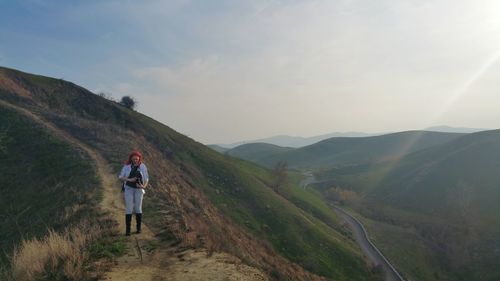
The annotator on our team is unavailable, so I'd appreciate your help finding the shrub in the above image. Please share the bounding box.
[119,96,137,110]
[11,224,99,281]
[97,92,116,102]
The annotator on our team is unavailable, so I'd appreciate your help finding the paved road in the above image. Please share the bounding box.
[299,171,315,188]
[301,172,404,281]
[333,206,405,281]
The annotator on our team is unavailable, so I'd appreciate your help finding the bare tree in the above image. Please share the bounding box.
[98,92,116,102]
[272,161,288,194]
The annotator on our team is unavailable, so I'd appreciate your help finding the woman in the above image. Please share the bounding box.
[119,151,149,236]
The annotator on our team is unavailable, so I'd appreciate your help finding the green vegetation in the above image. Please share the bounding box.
[207,144,229,153]
[227,131,465,169]
[0,66,383,280]
[0,107,97,261]
[355,213,446,281]
[310,130,500,281]
[6,65,500,280]
[225,142,293,164]
[0,102,124,280]
[89,234,128,259]
[188,153,377,280]
[119,95,137,110]
[284,172,346,231]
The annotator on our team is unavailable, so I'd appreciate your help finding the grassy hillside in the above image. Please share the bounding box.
[226,142,293,163]
[228,131,465,169]
[0,66,381,280]
[0,105,124,280]
[207,144,229,153]
[311,130,500,281]
[372,130,500,216]
[189,155,379,280]
[0,106,94,258]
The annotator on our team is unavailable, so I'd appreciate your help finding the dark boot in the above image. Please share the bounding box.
[125,214,132,236]
[136,213,142,234]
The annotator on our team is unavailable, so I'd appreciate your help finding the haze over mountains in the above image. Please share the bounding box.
[215,132,377,148]
[215,126,486,149]
[225,131,467,169]
[424,125,487,134]
[225,126,500,281]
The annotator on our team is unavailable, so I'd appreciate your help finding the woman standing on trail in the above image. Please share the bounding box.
[119,151,149,236]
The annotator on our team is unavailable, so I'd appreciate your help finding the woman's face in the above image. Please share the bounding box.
[131,156,140,165]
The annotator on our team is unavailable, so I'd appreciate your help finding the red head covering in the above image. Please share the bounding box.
[125,150,143,165]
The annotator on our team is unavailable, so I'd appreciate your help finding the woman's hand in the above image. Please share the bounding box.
[127,177,137,183]
[137,183,144,189]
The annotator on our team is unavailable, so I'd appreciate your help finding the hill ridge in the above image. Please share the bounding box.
[227,130,466,169]
[0,97,270,280]
[1,66,342,280]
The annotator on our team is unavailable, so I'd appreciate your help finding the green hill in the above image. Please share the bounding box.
[228,131,465,169]
[218,132,376,148]
[0,100,125,280]
[226,142,294,163]
[0,66,381,280]
[371,130,500,213]
[312,130,500,281]
[0,106,99,258]
[207,144,230,153]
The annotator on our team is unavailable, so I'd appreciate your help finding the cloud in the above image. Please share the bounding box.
[101,0,500,143]
[5,0,500,143]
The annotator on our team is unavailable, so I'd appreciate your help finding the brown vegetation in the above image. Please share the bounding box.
[325,186,360,205]
[0,68,325,280]
[0,69,33,100]
[10,221,109,281]
[139,140,325,280]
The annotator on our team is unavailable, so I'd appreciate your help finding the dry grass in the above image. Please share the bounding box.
[10,222,100,281]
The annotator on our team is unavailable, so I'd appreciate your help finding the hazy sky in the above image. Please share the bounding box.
[2,0,500,144]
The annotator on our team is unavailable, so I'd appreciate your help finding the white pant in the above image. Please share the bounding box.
[124,185,145,214]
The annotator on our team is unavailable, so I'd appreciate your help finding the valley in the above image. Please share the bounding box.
[302,172,403,281]
[227,128,500,281]
[2,66,499,281]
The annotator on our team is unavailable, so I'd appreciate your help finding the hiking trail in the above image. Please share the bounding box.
[0,99,269,281]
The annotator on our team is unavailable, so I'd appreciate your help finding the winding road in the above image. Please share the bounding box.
[302,173,405,281]
[332,206,404,281]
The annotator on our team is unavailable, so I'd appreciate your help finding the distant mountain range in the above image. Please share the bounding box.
[214,132,378,148]
[226,131,467,169]
[424,125,487,133]
[223,125,500,281]
[213,126,487,149]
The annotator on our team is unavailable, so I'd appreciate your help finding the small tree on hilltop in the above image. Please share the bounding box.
[120,96,137,110]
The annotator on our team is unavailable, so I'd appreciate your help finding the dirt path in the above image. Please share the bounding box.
[0,99,269,281]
